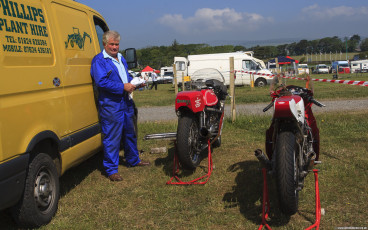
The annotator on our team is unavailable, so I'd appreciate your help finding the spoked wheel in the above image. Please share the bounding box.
[275,131,300,215]
[177,114,201,169]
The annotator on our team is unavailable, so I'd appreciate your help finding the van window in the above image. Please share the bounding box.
[93,17,109,52]
[243,60,257,70]
[176,61,186,71]
[164,71,173,76]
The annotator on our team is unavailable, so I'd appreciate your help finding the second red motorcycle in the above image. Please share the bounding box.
[257,75,325,214]
[175,69,228,169]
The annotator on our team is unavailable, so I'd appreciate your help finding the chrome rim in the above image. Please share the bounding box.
[34,167,56,213]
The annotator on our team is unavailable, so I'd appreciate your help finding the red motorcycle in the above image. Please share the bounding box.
[175,69,227,169]
[256,76,325,214]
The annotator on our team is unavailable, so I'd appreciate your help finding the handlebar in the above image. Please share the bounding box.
[263,101,274,112]
[310,98,326,107]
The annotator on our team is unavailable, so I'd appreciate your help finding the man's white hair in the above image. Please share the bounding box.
[103,30,120,45]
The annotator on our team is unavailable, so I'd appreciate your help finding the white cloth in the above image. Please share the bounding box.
[151,72,157,82]
[131,77,145,87]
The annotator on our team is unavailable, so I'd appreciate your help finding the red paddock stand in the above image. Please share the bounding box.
[166,139,213,185]
[258,168,322,230]
[143,133,213,185]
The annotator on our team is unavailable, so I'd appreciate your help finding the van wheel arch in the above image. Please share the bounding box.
[26,131,62,176]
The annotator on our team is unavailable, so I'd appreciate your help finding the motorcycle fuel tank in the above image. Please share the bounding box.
[274,95,305,124]
[175,91,205,113]
[201,89,218,106]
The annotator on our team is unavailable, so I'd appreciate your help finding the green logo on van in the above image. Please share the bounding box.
[65,27,91,50]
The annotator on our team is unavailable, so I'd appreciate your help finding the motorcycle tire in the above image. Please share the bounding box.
[275,131,299,215]
[177,114,201,169]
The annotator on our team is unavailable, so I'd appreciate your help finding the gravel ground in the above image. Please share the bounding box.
[137,99,368,122]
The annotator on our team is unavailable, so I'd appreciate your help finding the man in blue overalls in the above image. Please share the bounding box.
[91,30,150,182]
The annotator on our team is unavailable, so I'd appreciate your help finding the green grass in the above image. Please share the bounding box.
[1,110,367,229]
[133,73,368,107]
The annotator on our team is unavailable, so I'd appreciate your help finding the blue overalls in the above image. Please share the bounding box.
[91,51,140,176]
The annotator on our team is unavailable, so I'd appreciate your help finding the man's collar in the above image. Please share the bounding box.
[103,49,122,60]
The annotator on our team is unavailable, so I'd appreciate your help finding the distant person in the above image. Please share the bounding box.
[150,71,158,90]
[90,30,150,182]
[143,72,149,89]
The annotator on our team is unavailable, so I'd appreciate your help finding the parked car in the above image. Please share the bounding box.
[158,72,174,84]
[297,64,309,75]
[314,64,329,74]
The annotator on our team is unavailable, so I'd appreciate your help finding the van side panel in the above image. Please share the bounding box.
[0,0,67,161]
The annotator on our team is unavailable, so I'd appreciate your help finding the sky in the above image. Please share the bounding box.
[76,0,367,49]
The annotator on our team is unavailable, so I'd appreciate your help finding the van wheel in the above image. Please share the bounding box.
[11,153,59,228]
[255,78,267,87]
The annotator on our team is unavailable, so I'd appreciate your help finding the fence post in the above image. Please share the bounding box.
[251,73,254,88]
[173,64,178,94]
[276,58,280,74]
[230,57,236,123]
[181,72,185,91]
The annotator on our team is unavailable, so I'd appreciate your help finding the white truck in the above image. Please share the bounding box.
[174,51,273,87]
[350,60,368,73]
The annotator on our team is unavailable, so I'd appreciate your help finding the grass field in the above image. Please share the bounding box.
[1,73,367,229]
[133,72,368,107]
[1,110,367,229]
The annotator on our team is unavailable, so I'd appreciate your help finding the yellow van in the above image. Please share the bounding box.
[0,0,136,227]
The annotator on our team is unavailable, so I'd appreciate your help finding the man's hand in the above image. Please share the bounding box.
[136,83,146,89]
[124,83,136,93]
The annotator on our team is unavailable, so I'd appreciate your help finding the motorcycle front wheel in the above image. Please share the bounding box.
[275,131,300,215]
[177,114,201,169]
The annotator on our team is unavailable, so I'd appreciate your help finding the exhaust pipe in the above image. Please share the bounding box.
[254,149,271,169]
[200,127,211,139]
[144,132,177,140]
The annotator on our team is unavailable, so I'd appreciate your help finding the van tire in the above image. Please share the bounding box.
[11,153,59,228]
[255,78,267,87]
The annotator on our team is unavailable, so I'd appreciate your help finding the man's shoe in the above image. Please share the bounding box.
[136,161,150,166]
[108,173,123,182]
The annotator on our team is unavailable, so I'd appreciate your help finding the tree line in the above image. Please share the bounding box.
[133,35,368,71]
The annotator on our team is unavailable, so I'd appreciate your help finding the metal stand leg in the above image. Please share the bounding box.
[166,139,213,185]
[258,169,321,230]
[305,169,321,230]
[259,168,272,230]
